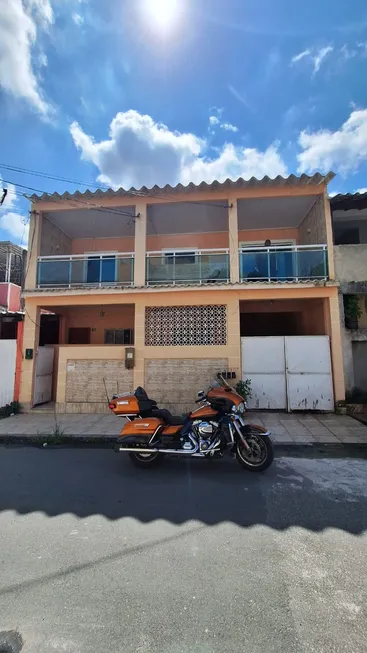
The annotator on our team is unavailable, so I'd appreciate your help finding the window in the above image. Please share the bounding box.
[104,329,134,345]
[163,250,197,264]
[86,255,117,283]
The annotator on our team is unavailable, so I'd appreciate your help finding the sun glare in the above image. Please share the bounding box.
[142,0,182,33]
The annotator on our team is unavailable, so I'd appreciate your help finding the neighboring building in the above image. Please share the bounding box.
[0,241,25,338]
[0,241,26,287]
[20,173,344,413]
[0,243,26,407]
[331,192,367,400]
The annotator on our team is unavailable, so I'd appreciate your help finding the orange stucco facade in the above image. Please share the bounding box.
[21,180,344,412]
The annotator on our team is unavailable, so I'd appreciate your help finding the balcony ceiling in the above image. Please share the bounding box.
[43,207,135,239]
[43,194,320,239]
[148,201,229,235]
[333,208,367,221]
[237,195,318,230]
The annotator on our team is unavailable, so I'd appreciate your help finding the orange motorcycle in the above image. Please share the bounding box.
[109,377,274,472]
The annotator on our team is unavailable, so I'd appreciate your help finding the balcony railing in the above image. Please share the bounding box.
[37,253,134,288]
[239,244,328,282]
[146,249,230,285]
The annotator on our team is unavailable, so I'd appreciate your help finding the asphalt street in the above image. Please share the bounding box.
[0,447,366,653]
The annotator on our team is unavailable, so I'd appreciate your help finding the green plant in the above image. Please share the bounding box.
[235,379,252,401]
[0,401,20,420]
[344,295,362,321]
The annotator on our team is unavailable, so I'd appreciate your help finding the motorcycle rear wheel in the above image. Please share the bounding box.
[128,452,162,468]
[236,428,274,472]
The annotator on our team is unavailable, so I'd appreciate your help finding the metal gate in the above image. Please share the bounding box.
[241,336,334,411]
[0,340,17,407]
[33,346,54,405]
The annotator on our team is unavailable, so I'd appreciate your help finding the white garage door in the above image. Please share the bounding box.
[242,336,334,411]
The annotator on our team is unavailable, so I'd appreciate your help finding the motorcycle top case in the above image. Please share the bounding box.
[109,394,139,415]
[121,417,163,437]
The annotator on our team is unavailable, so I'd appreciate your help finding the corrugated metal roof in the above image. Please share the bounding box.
[330,191,367,211]
[29,172,335,202]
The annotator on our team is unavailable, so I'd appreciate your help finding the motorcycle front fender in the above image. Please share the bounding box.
[241,423,271,437]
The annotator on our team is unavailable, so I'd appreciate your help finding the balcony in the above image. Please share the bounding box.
[239,245,328,282]
[146,249,230,285]
[37,253,134,288]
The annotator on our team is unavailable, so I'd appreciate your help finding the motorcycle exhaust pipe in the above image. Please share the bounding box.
[117,447,208,456]
[117,433,201,456]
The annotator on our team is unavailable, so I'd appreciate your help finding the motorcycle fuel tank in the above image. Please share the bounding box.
[189,405,219,420]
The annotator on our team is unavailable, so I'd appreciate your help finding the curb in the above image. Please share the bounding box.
[0,436,366,458]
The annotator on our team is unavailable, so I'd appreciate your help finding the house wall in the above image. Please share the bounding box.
[6,283,21,312]
[72,237,135,254]
[57,304,135,344]
[338,293,367,396]
[334,245,367,284]
[299,196,327,245]
[40,217,72,256]
[145,358,228,414]
[0,282,21,313]
[20,284,345,412]
[55,346,134,413]
[70,227,300,256]
[352,341,367,394]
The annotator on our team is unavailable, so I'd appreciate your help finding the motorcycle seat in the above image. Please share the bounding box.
[152,408,185,426]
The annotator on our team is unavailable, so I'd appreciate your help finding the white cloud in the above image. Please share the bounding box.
[291,45,333,74]
[355,187,367,194]
[221,122,239,133]
[0,212,29,242]
[72,12,84,25]
[208,114,239,133]
[0,0,53,113]
[70,110,287,189]
[209,115,220,126]
[0,177,29,244]
[291,49,311,64]
[313,46,333,73]
[297,109,367,176]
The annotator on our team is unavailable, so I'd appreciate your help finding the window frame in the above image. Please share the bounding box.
[104,328,134,345]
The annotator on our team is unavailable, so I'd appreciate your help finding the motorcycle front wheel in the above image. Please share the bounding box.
[128,452,162,468]
[236,427,274,472]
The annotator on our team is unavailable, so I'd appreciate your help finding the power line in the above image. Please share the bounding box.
[0,163,110,190]
[0,178,139,221]
[0,163,231,210]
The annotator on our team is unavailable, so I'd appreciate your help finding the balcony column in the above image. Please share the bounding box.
[134,202,147,286]
[19,301,41,409]
[228,197,240,283]
[323,191,335,280]
[24,208,43,290]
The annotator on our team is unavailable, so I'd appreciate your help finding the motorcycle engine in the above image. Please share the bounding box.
[193,420,220,452]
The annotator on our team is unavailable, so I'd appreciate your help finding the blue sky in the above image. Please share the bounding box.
[1,0,367,245]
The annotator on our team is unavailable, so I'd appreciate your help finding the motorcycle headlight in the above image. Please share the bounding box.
[233,402,245,414]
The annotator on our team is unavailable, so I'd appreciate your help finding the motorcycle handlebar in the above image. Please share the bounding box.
[195,397,206,403]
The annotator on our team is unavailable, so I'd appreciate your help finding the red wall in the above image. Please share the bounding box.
[0,283,21,312]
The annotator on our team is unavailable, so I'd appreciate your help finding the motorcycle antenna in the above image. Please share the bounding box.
[103,378,110,403]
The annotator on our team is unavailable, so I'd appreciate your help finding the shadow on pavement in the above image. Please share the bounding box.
[0,447,365,533]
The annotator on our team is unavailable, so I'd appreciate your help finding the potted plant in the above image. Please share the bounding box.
[344,295,362,329]
[235,379,252,403]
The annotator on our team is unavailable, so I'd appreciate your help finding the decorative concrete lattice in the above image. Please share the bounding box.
[145,305,227,346]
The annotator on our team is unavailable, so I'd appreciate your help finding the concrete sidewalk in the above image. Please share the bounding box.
[0,411,367,446]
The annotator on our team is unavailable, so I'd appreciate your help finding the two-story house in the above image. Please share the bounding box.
[332,191,367,400]
[20,172,344,414]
